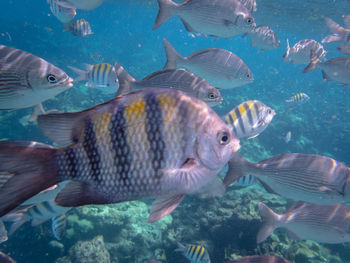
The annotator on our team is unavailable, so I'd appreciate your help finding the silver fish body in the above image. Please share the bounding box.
[224,100,275,139]
[49,0,76,24]
[114,62,222,107]
[176,242,210,263]
[243,25,280,51]
[283,39,326,64]
[0,45,73,109]
[322,17,350,55]
[224,153,350,205]
[153,0,255,38]
[163,39,254,89]
[225,255,291,263]
[238,0,257,13]
[66,0,104,10]
[258,202,350,244]
[66,19,92,37]
[0,89,240,222]
[285,93,310,104]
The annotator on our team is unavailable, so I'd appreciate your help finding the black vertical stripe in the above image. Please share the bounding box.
[144,92,165,178]
[227,112,234,126]
[101,64,108,85]
[42,201,55,213]
[244,102,254,126]
[60,147,78,179]
[110,105,132,185]
[32,206,43,216]
[83,118,101,183]
[235,107,245,135]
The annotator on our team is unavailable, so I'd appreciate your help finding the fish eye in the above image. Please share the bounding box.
[217,130,230,145]
[46,74,57,83]
[246,74,250,78]
[208,92,216,99]
[268,109,272,114]
[246,18,253,24]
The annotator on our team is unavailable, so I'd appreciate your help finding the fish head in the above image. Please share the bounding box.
[199,85,223,106]
[235,65,254,87]
[28,64,73,92]
[256,103,275,130]
[195,113,240,171]
[233,12,256,33]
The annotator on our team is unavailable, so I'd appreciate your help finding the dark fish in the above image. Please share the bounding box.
[0,88,240,222]
[114,62,222,106]
[225,255,292,263]
[175,242,210,263]
[242,25,280,52]
[258,202,350,244]
[0,252,17,263]
[224,153,350,204]
[163,39,254,89]
[283,39,326,65]
[0,45,73,110]
[65,19,92,37]
[153,0,255,38]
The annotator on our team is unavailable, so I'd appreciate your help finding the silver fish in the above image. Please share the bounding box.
[303,54,350,86]
[153,0,256,38]
[65,0,104,10]
[283,39,326,64]
[65,19,92,37]
[48,0,76,24]
[322,17,350,55]
[224,100,275,139]
[0,89,240,222]
[163,39,254,89]
[258,202,350,244]
[242,25,280,52]
[238,0,257,13]
[175,242,210,263]
[285,93,310,104]
[114,62,222,107]
[0,45,73,109]
[225,255,291,263]
[224,153,350,205]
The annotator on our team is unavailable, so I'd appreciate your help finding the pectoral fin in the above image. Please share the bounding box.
[148,194,185,223]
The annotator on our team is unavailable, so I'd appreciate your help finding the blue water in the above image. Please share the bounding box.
[0,0,350,262]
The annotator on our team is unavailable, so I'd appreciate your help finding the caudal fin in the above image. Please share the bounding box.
[257,202,281,243]
[282,39,290,61]
[321,18,345,43]
[153,0,177,30]
[0,141,59,217]
[114,62,136,96]
[302,50,319,73]
[162,38,182,69]
[67,66,88,82]
[223,153,256,187]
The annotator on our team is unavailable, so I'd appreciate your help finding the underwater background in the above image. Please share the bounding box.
[0,0,350,262]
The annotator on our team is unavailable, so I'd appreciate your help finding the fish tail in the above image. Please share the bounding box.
[302,50,319,73]
[282,39,290,60]
[0,141,59,217]
[174,241,186,253]
[321,18,345,43]
[153,0,177,30]
[162,38,182,69]
[67,65,87,82]
[114,62,136,96]
[3,212,29,236]
[257,202,281,243]
[223,153,256,187]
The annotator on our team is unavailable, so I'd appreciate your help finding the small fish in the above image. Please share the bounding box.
[224,100,275,139]
[65,19,92,37]
[258,202,350,244]
[65,0,104,10]
[69,63,118,93]
[234,174,258,187]
[322,17,350,55]
[52,214,67,240]
[238,0,257,12]
[285,131,291,143]
[0,45,73,110]
[224,153,350,205]
[225,255,292,263]
[285,93,310,104]
[283,39,326,65]
[0,220,8,243]
[0,89,240,221]
[163,39,254,89]
[175,242,210,263]
[49,240,64,250]
[114,62,222,106]
[48,0,76,24]
[303,53,350,86]
[153,0,256,38]
[0,252,17,263]
[242,25,280,52]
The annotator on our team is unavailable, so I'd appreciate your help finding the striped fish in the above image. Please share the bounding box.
[242,25,280,52]
[224,100,275,139]
[175,242,210,263]
[224,153,350,205]
[68,63,118,94]
[285,93,310,104]
[114,62,222,106]
[234,174,258,187]
[0,88,240,222]
[65,19,92,37]
[52,214,67,240]
[48,0,76,24]
[283,39,326,65]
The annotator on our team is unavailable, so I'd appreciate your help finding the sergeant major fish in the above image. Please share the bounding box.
[0,88,240,222]
[153,0,255,39]
[283,39,326,65]
[163,39,254,89]
[224,100,275,139]
[242,25,280,52]
[114,62,222,107]
[175,242,210,263]
[258,202,350,244]
[51,214,67,240]
[322,16,350,55]
[224,153,350,205]
[48,0,76,24]
[285,93,310,104]
[68,63,118,94]
[64,19,92,37]
[0,45,73,110]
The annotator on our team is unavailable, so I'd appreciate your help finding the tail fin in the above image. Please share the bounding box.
[223,153,257,187]
[67,66,88,82]
[153,0,177,30]
[174,241,186,253]
[282,39,290,61]
[257,202,281,243]
[0,141,59,217]
[302,50,319,73]
[2,209,30,235]
[114,62,136,96]
[321,18,345,43]
[162,38,182,69]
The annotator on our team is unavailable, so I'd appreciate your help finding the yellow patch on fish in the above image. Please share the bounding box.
[124,98,146,121]
[238,104,246,117]
[157,93,178,125]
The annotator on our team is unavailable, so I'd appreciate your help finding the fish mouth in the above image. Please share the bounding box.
[52,77,74,88]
